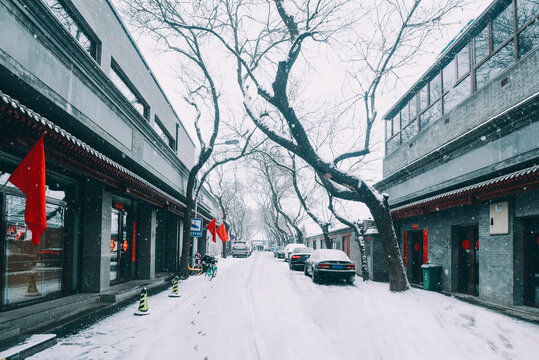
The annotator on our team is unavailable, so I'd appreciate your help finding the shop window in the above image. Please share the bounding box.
[419,86,429,110]
[476,40,515,89]
[401,120,418,144]
[409,94,417,120]
[456,44,470,79]
[492,2,514,51]
[400,104,409,125]
[420,100,441,129]
[444,76,471,113]
[110,60,149,120]
[518,20,538,57]
[2,194,65,306]
[386,135,400,155]
[392,113,401,135]
[43,0,100,61]
[517,0,539,29]
[442,58,457,92]
[475,25,490,63]
[430,73,442,102]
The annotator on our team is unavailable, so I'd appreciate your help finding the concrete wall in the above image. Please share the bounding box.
[0,0,193,198]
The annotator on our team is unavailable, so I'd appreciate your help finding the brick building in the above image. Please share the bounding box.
[0,0,218,337]
[377,0,538,308]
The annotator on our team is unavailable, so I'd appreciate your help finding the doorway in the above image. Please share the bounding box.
[110,208,132,284]
[409,231,423,284]
[457,225,479,295]
[524,217,539,307]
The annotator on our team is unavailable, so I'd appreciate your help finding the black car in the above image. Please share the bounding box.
[289,247,314,270]
[304,249,356,284]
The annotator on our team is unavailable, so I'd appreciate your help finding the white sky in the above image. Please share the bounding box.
[112,0,493,235]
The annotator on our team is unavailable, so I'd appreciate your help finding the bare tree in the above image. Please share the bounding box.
[119,0,471,291]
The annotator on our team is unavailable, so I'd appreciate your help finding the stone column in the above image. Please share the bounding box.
[137,202,156,279]
[81,179,111,293]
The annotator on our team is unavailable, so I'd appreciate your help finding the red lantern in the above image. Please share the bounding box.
[414,243,419,251]
[462,239,470,250]
[122,239,129,252]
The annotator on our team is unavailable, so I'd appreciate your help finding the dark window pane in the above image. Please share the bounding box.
[517,0,539,28]
[419,86,429,110]
[43,0,94,57]
[476,40,515,89]
[492,3,514,50]
[443,58,457,92]
[430,73,442,102]
[420,100,442,129]
[392,113,401,135]
[401,121,418,144]
[457,45,470,78]
[401,105,409,125]
[519,19,539,57]
[110,66,147,119]
[409,94,417,120]
[444,76,471,113]
[475,25,490,63]
[386,135,400,155]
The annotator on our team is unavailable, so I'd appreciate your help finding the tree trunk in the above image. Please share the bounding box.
[179,175,196,278]
[366,194,409,292]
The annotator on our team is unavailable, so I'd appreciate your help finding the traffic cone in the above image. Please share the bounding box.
[168,276,181,298]
[25,274,41,297]
[134,287,150,316]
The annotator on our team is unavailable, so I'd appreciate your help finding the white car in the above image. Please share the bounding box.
[283,243,306,262]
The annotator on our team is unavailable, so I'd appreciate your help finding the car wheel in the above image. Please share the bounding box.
[347,276,355,285]
[304,265,309,276]
[312,270,320,283]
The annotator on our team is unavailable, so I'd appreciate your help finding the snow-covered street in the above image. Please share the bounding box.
[31,252,539,360]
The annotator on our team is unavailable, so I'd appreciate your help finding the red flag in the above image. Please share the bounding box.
[8,135,47,246]
[206,218,216,243]
[216,223,228,243]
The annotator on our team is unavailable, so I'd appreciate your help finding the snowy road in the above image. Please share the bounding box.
[31,252,539,360]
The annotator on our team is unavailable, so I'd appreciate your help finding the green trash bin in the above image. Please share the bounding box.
[421,264,442,291]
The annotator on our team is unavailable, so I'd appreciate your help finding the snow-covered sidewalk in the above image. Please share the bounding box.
[30,252,539,360]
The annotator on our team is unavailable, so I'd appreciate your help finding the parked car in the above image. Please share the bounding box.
[304,249,356,284]
[283,243,306,262]
[289,247,314,270]
[231,241,250,257]
[275,246,285,258]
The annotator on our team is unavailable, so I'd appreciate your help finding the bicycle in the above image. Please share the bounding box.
[205,263,218,280]
[201,255,218,280]
[187,259,204,276]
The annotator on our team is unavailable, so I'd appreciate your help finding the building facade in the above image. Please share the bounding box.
[0,0,218,334]
[377,0,538,308]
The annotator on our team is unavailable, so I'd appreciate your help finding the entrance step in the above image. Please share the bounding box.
[0,334,56,359]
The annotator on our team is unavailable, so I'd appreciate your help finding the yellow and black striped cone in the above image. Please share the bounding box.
[25,274,41,297]
[134,286,149,316]
[169,276,181,298]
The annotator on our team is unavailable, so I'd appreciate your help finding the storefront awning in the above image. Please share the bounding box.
[391,164,539,219]
[0,90,191,218]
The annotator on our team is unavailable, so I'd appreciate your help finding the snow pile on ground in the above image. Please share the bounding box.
[30,252,539,360]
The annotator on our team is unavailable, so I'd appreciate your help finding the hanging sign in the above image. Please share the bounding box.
[190,218,203,237]
[122,239,129,252]
[110,238,116,252]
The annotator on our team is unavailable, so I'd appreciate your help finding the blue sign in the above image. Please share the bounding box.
[190,218,203,237]
[230,234,235,241]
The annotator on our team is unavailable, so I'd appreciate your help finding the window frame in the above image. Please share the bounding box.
[153,116,175,150]
[110,59,150,121]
